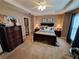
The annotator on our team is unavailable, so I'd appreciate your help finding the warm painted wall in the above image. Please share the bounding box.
[61,13,72,38]
[34,14,64,29]
[0,3,34,37]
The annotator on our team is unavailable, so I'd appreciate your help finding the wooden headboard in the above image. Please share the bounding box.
[40,23,54,27]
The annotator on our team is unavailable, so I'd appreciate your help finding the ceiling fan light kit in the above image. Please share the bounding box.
[38,5,46,11]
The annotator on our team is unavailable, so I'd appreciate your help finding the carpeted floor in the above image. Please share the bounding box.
[1,35,73,59]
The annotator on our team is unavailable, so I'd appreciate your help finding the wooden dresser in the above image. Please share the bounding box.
[0,25,23,52]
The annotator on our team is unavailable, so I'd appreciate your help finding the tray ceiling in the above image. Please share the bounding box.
[3,0,79,15]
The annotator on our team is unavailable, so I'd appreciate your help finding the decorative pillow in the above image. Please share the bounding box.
[48,27,55,33]
[40,26,44,30]
[40,26,55,33]
[44,27,49,31]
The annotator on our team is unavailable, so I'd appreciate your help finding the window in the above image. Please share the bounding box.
[70,14,79,41]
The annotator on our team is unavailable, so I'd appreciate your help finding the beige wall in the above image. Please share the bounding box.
[34,14,64,29]
[0,3,34,38]
[61,13,72,38]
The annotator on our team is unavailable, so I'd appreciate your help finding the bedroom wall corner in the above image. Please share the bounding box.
[61,13,72,39]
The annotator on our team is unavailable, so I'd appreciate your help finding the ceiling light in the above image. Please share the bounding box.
[38,5,46,11]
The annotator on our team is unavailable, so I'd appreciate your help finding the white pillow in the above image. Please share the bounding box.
[48,27,55,32]
[44,27,52,31]
[40,26,55,32]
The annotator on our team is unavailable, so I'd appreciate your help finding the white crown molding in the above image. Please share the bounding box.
[4,0,35,14]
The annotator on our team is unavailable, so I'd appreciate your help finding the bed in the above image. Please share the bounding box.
[33,23,57,46]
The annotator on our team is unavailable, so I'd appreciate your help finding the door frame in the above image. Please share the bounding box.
[24,17,31,35]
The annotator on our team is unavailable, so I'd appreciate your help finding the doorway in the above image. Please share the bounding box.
[24,18,29,35]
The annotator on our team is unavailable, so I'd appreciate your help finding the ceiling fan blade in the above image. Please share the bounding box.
[31,0,54,10]
[31,1,41,6]
[43,0,47,4]
[31,0,47,5]
[32,6,38,9]
[64,0,75,9]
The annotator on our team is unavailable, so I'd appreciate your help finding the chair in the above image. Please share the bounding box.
[70,48,79,59]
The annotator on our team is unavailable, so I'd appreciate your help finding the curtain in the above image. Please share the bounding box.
[67,13,76,43]
[72,26,79,48]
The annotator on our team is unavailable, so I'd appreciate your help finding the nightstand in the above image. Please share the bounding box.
[55,30,61,37]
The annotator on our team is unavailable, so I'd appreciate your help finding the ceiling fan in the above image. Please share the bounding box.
[31,0,74,11]
[31,0,53,11]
